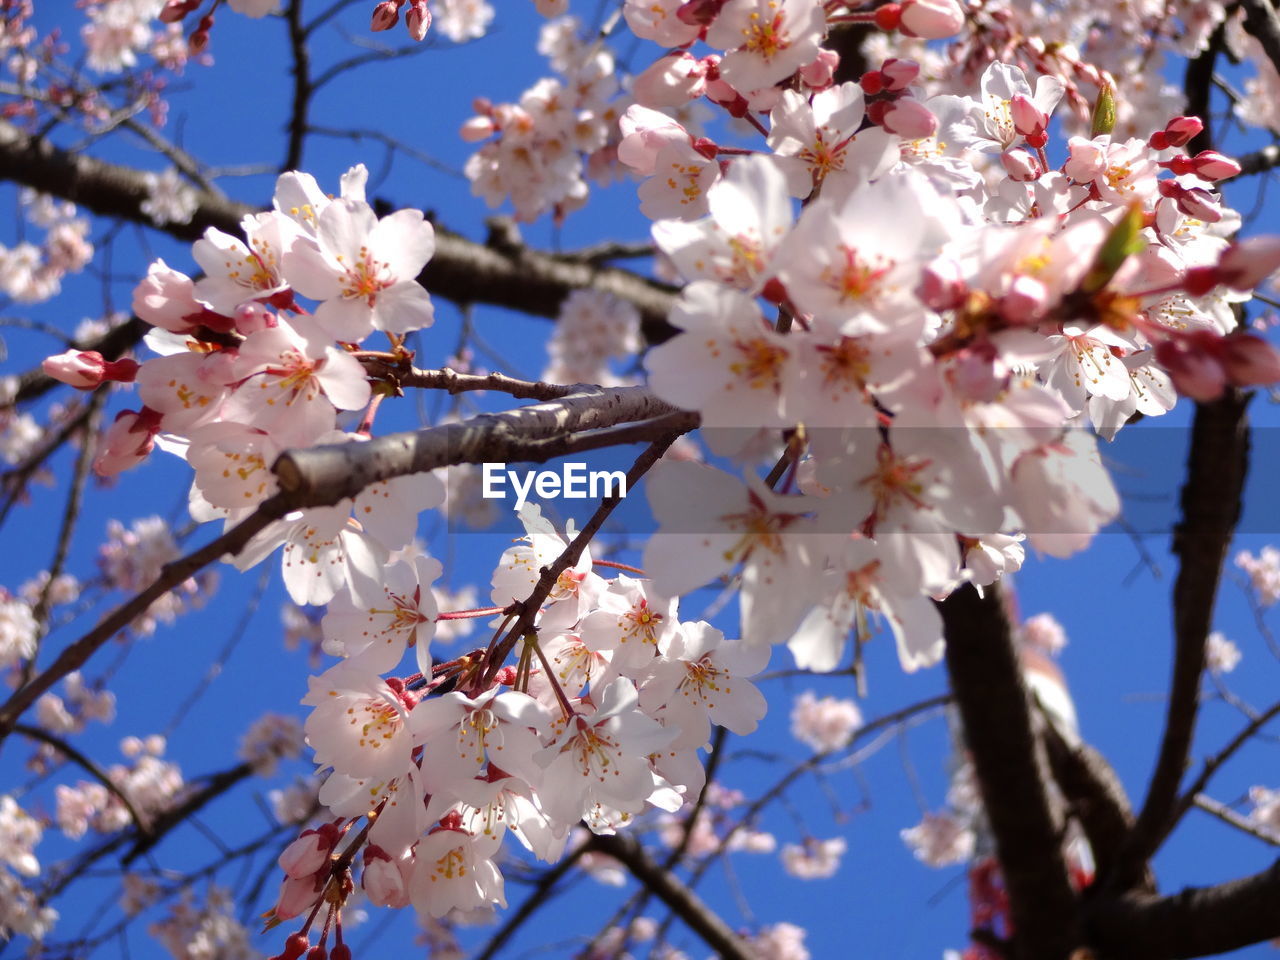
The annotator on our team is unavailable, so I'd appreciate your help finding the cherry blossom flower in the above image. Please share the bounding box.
[766,83,897,198]
[780,836,847,879]
[284,198,436,341]
[789,690,862,752]
[705,0,826,92]
[535,677,677,829]
[191,216,294,315]
[645,281,800,429]
[638,620,769,749]
[301,661,419,783]
[901,811,976,866]
[223,322,372,447]
[651,155,793,291]
[321,554,442,675]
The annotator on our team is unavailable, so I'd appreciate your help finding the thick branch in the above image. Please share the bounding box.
[588,832,752,960]
[941,583,1082,960]
[0,119,678,361]
[1041,720,1135,886]
[1241,0,1280,78]
[1117,391,1250,887]
[272,385,693,507]
[1087,858,1280,959]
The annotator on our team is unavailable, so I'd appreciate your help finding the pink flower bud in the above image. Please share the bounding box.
[798,48,840,89]
[1148,130,1170,151]
[1217,235,1280,291]
[1220,333,1280,386]
[1155,336,1227,401]
[1190,150,1241,182]
[1009,94,1047,138]
[278,829,334,880]
[898,0,965,38]
[133,259,206,334]
[159,0,200,22]
[188,26,210,55]
[1157,179,1222,223]
[1000,148,1041,182]
[370,0,400,30]
[879,98,937,138]
[270,875,324,922]
[362,846,411,908]
[919,259,967,311]
[235,301,277,335]
[405,0,430,40]
[633,53,707,107]
[459,115,495,142]
[43,350,106,389]
[93,408,162,477]
[1162,115,1203,148]
[880,57,919,90]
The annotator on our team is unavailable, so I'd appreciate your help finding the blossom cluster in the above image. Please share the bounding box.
[626,51,1280,674]
[263,503,769,934]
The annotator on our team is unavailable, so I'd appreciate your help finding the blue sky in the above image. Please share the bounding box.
[3,2,1280,958]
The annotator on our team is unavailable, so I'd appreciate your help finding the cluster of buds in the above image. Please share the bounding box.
[861,58,937,138]
[370,0,431,40]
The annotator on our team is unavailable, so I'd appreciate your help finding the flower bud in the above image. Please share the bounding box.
[1157,179,1222,223]
[459,115,496,142]
[898,0,965,38]
[405,0,430,40]
[878,98,937,138]
[919,259,967,311]
[798,49,839,89]
[278,828,335,880]
[880,57,919,90]
[1155,335,1226,401]
[270,875,324,923]
[1000,275,1049,324]
[1189,150,1241,182]
[1216,236,1280,291]
[188,13,213,55]
[1159,115,1203,148]
[362,846,411,908]
[94,408,163,477]
[370,0,400,30]
[1220,333,1280,386]
[43,351,140,390]
[1000,148,1041,182]
[159,0,200,22]
[1010,94,1047,140]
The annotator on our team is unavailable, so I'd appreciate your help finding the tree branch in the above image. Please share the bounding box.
[1241,0,1280,78]
[1117,390,1251,889]
[587,832,752,960]
[272,385,693,507]
[1087,857,1280,959]
[0,119,679,386]
[940,582,1082,960]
